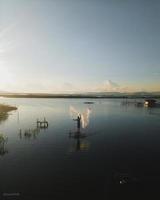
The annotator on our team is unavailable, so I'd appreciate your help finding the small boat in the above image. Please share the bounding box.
[84,102,94,104]
[144,99,156,107]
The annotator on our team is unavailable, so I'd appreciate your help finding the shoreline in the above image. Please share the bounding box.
[0,94,160,99]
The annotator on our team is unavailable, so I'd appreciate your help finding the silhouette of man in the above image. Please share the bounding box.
[73,114,81,130]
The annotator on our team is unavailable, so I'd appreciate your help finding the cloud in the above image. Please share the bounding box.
[101,80,119,92]
[94,80,121,92]
[0,23,17,39]
[60,82,77,93]
[62,80,131,93]
[0,77,150,94]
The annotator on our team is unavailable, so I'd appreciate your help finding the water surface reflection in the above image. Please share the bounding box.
[0,134,8,156]
[0,112,9,124]
[0,98,159,199]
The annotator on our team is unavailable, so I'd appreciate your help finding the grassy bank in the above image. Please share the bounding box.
[0,104,17,112]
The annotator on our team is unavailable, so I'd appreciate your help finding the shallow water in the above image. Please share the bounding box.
[0,98,160,199]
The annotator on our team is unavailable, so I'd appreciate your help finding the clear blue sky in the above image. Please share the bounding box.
[0,0,160,93]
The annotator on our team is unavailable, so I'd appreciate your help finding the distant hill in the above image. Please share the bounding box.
[81,91,160,97]
[128,92,160,97]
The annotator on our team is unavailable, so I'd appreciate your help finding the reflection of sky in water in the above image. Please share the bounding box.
[0,98,160,198]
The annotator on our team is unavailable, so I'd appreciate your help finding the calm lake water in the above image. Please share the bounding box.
[0,98,160,199]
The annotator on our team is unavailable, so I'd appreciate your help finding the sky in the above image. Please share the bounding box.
[0,0,160,93]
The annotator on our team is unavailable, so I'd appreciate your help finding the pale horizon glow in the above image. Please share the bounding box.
[0,0,160,93]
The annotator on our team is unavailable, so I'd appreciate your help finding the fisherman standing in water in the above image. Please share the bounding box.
[73,114,81,131]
